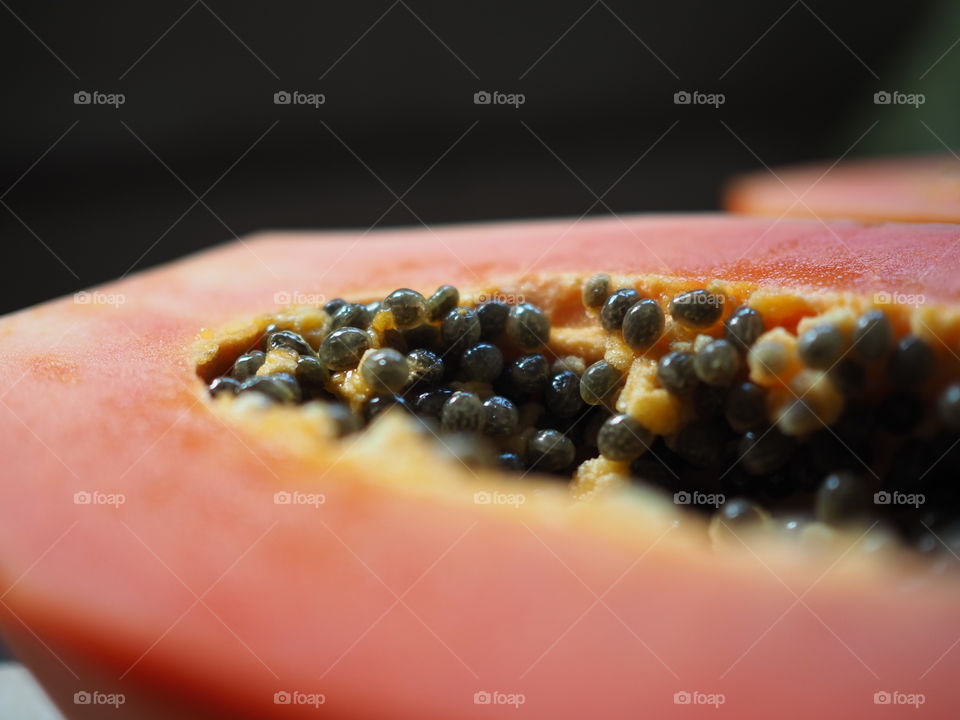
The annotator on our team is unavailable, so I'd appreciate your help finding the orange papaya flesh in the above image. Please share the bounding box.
[1,215,959,719]
[725,154,960,223]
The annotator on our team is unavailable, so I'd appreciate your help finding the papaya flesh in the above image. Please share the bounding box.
[725,154,960,223]
[1,215,960,719]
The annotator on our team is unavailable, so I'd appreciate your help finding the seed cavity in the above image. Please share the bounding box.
[203,278,960,561]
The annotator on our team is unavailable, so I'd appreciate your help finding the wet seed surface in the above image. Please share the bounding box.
[205,280,960,560]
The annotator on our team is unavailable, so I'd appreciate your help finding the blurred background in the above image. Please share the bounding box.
[3,1,959,316]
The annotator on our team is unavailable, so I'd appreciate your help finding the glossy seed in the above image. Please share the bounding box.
[426,285,459,321]
[232,350,266,381]
[797,324,845,370]
[209,376,240,397]
[622,299,665,350]
[483,396,519,436]
[331,303,372,331]
[476,301,509,339]
[738,428,796,475]
[673,420,726,469]
[715,498,767,527]
[708,499,768,546]
[407,349,444,389]
[657,352,698,395]
[295,355,329,388]
[324,298,348,316]
[498,452,524,471]
[939,383,960,431]
[526,429,576,472]
[669,290,724,328]
[441,391,484,433]
[545,370,584,418]
[597,413,652,462]
[508,354,550,396]
[725,307,764,352]
[415,388,453,417]
[582,273,610,308]
[319,327,370,371]
[239,372,301,403]
[361,348,409,393]
[888,335,933,386]
[580,360,623,405]
[815,472,872,526]
[384,288,427,329]
[460,343,504,384]
[600,289,639,331]
[694,339,740,387]
[725,381,766,432]
[365,394,412,422]
[441,307,482,351]
[852,310,892,362]
[267,330,316,356]
[506,303,550,349]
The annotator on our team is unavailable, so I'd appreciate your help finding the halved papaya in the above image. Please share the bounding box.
[1,215,959,719]
[725,155,960,223]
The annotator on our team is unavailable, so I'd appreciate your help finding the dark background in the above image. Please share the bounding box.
[0,0,959,666]
[4,1,960,317]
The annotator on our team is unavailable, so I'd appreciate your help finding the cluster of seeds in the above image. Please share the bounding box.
[206,276,960,559]
[209,287,589,475]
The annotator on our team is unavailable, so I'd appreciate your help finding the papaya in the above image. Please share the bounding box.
[1,215,959,719]
[725,154,960,223]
